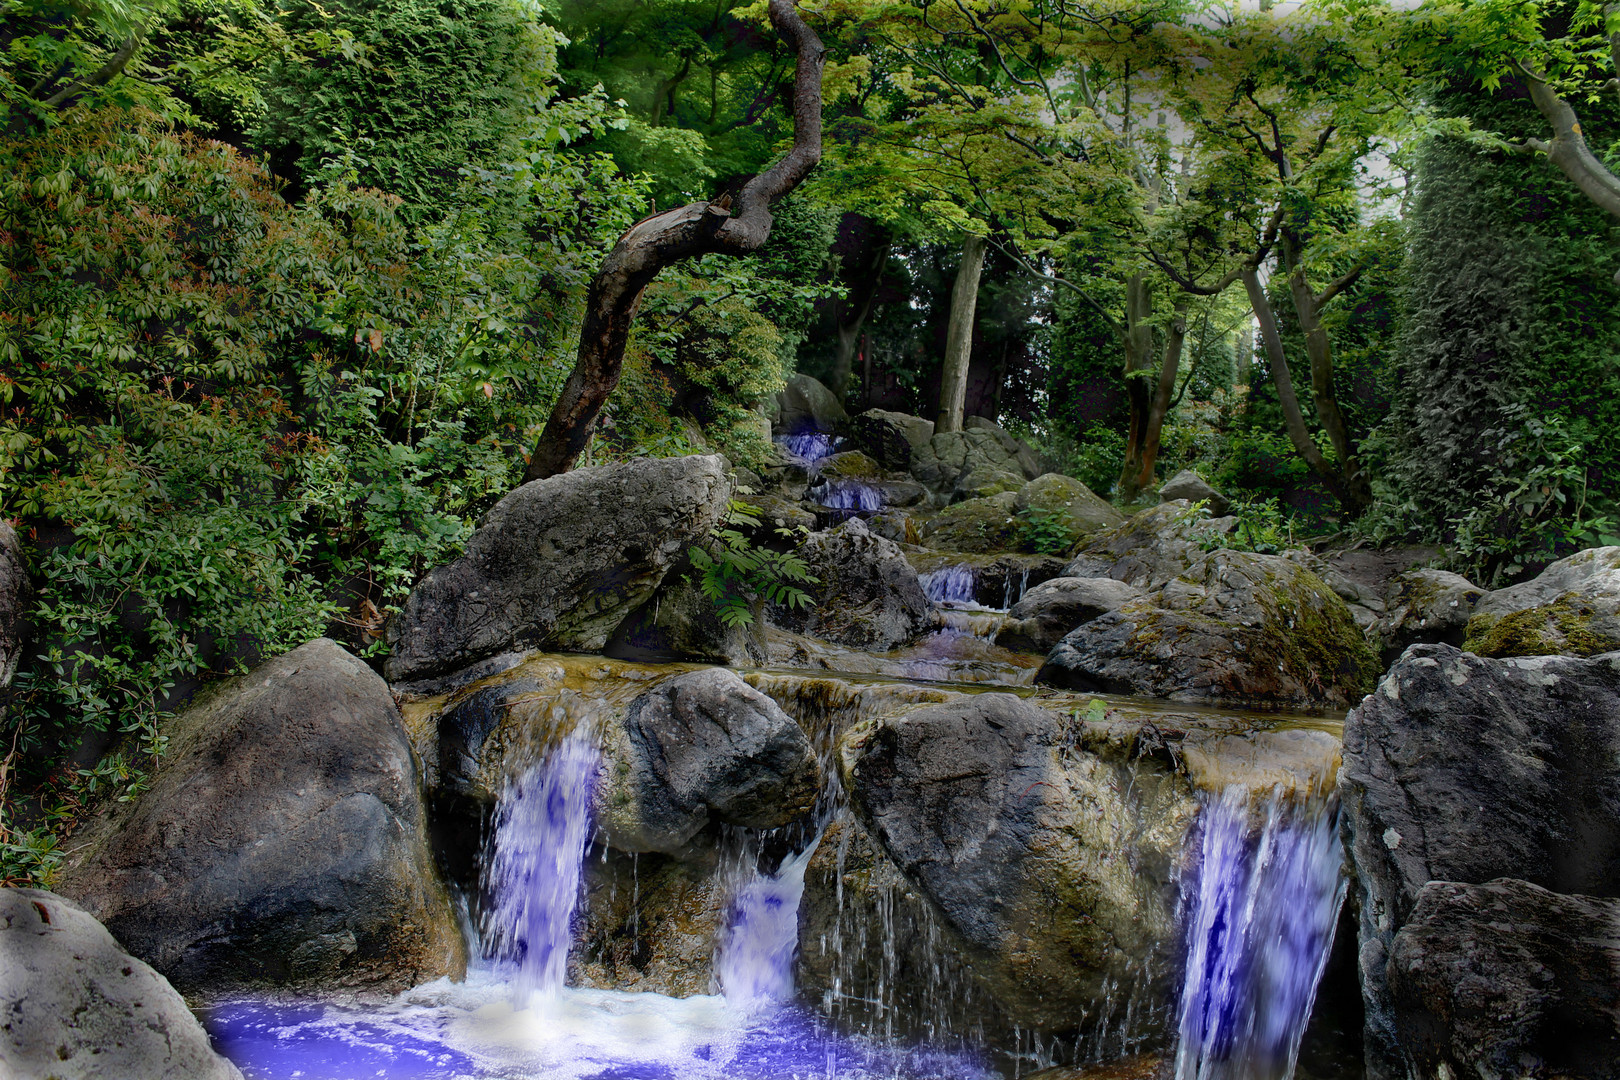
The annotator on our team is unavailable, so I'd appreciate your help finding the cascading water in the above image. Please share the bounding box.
[777,431,840,463]
[920,565,978,605]
[812,479,886,512]
[483,733,601,1005]
[1173,784,1346,1080]
[714,842,819,1009]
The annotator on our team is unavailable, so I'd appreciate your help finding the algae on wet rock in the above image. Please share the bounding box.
[921,491,1021,554]
[1464,547,1620,658]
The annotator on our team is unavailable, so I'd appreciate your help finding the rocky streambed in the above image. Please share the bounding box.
[8,386,1620,1080]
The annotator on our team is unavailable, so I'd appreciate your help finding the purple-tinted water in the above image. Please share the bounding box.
[812,480,885,512]
[1174,786,1346,1080]
[920,566,978,605]
[714,844,816,1008]
[777,432,840,463]
[483,734,601,1005]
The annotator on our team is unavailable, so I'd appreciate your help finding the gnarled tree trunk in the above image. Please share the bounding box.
[522,0,825,484]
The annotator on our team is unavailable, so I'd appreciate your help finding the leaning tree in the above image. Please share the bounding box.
[521,0,825,483]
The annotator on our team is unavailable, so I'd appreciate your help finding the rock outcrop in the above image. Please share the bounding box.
[57,639,464,994]
[1158,469,1230,516]
[605,555,767,666]
[1039,550,1376,709]
[909,427,1043,496]
[1065,501,1234,590]
[597,669,819,856]
[385,454,731,683]
[846,409,935,471]
[921,491,1021,554]
[770,518,934,649]
[774,373,847,435]
[1340,645,1620,1079]
[841,693,1193,1032]
[1369,567,1484,665]
[1465,546,1620,658]
[998,576,1144,654]
[1387,878,1620,1079]
[1015,473,1125,541]
[0,888,244,1080]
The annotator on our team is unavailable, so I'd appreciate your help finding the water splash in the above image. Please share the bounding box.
[715,842,819,1009]
[1174,785,1345,1080]
[777,432,840,463]
[483,733,602,1005]
[1001,568,1031,610]
[812,479,885,512]
[920,566,978,605]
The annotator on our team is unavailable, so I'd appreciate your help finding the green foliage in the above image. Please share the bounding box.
[1017,506,1078,556]
[256,0,557,216]
[688,498,816,628]
[1068,422,1127,500]
[1178,496,1293,555]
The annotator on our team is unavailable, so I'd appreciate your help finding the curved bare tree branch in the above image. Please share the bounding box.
[521,0,825,483]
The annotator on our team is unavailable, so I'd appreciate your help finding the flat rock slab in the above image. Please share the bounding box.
[57,639,463,994]
[1,888,243,1079]
[385,454,731,683]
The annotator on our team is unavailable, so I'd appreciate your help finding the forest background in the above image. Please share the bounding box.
[3,0,1619,884]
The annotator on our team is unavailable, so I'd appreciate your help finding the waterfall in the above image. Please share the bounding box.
[1001,568,1031,610]
[714,842,818,1009]
[482,732,601,1006]
[1174,785,1346,1080]
[920,565,978,605]
[777,432,840,463]
[812,479,885,512]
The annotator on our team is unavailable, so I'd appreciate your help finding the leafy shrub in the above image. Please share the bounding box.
[1018,506,1078,555]
[689,498,816,627]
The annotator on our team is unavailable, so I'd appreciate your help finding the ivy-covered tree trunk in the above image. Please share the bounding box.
[521,0,825,484]
[935,232,987,433]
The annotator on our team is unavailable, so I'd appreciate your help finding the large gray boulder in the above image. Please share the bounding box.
[1340,645,1620,1079]
[1158,469,1230,516]
[846,409,934,471]
[0,889,243,1080]
[1465,546,1620,659]
[57,639,464,994]
[385,455,731,683]
[769,518,933,649]
[1386,878,1620,1079]
[1370,567,1485,666]
[841,693,1192,1033]
[910,428,1043,494]
[0,521,27,698]
[998,576,1143,654]
[597,669,820,855]
[1039,550,1377,709]
[774,373,847,435]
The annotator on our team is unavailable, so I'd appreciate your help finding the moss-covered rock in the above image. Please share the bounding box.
[921,491,1021,553]
[819,449,885,480]
[954,465,1026,501]
[1066,501,1238,590]
[1464,547,1620,658]
[1015,473,1125,542]
[1039,551,1378,709]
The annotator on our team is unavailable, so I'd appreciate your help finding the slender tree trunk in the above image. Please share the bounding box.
[935,233,988,433]
[1284,264,1372,515]
[1235,324,1253,395]
[1241,267,1340,493]
[522,0,824,484]
[828,229,891,399]
[1118,289,1187,502]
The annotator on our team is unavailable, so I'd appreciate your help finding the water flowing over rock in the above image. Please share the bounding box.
[1340,644,1620,1079]
[1159,470,1230,516]
[56,639,464,994]
[920,564,980,605]
[1039,550,1376,709]
[999,576,1144,654]
[840,692,1194,1035]
[774,373,848,435]
[0,888,245,1080]
[1017,473,1126,540]
[1465,545,1620,658]
[714,842,818,1008]
[384,454,732,683]
[907,550,1069,609]
[769,518,934,649]
[1174,787,1346,1080]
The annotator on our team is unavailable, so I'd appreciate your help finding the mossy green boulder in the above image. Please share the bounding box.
[1015,473,1125,544]
[1464,547,1620,659]
[921,492,1021,553]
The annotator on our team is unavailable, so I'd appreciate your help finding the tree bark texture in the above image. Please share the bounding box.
[1283,258,1371,516]
[1241,267,1342,495]
[1522,70,1620,222]
[522,0,825,484]
[935,232,988,433]
[1116,275,1187,503]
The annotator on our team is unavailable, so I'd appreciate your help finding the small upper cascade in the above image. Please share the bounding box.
[812,479,886,513]
[920,565,978,606]
[482,732,602,1006]
[1174,785,1346,1080]
[713,841,819,1010]
[776,431,841,463]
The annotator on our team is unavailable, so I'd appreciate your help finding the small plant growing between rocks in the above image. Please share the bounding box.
[1180,497,1293,555]
[689,493,817,628]
[1018,506,1079,555]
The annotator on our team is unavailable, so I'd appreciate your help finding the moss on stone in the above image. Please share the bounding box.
[1464,596,1620,658]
